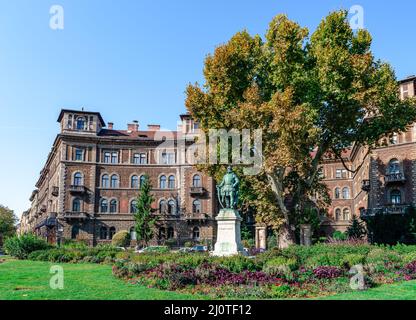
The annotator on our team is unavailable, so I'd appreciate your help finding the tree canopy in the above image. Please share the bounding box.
[0,205,17,240]
[186,11,416,247]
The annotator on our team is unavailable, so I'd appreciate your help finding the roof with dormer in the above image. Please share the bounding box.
[57,109,106,127]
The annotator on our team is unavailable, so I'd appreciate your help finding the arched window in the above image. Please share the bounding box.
[131,175,139,188]
[343,208,351,221]
[72,198,81,212]
[130,200,137,214]
[110,199,118,213]
[391,190,402,205]
[110,175,119,188]
[193,175,201,187]
[76,117,86,130]
[159,227,166,240]
[168,175,175,189]
[389,159,400,174]
[342,187,350,199]
[167,200,176,215]
[193,200,201,214]
[73,172,83,186]
[160,175,167,189]
[71,225,80,240]
[140,175,146,188]
[334,188,340,199]
[192,227,200,241]
[159,200,167,214]
[100,199,108,213]
[109,227,116,239]
[335,209,341,221]
[130,227,136,241]
[99,227,108,240]
[167,227,174,239]
[101,174,109,188]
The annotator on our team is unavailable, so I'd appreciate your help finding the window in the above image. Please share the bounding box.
[104,152,111,163]
[335,209,341,221]
[140,175,146,188]
[100,199,108,213]
[71,225,80,240]
[101,174,109,188]
[193,175,201,187]
[343,208,351,221]
[110,175,119,188]
[167,200,176,215]
[111,152,118,164]
[133,153,147,164]
[391,133,398,145]
[193,200,201,214]
[72,198,81,212]
[67,115,73,129]
[402,83,409,99]
[109,227,116,239]
[161,152,175,164]
[75,148,84,161]
[99,227,108,240]
[342,187,350,199]
[130,200,137,214]
[73,172,83,186]
[167,227,174,239]
[160,175,167,189]
[334,188,340,199]
[130,227,136,241]
[159,200,167,214]
[336,169,347,179]
[391,190,402,205]
[110,200,118,213]
[389,159,400,174]
[168,175,175,189]
[192,227,200,241]
[76,117,86,130]
[131,175,139,188]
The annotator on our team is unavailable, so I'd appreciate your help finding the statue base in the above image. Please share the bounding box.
[213,209,245,257]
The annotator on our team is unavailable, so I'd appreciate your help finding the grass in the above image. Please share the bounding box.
[0,256,202,300]
[1,256,416,300]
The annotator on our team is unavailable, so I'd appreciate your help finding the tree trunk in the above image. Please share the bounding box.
[278,223,296,249]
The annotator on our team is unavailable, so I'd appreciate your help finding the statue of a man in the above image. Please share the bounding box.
[217,166,240,209]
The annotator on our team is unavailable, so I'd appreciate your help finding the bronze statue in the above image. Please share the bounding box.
[217,166,240,209]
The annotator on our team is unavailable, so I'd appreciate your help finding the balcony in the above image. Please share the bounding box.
[51,186,59,197]
[61,212,89,220]
[385,172,406,184]
[189,187,205,196]
[361,180,371,192]
[69,185,87,194]
[361,205,410,218]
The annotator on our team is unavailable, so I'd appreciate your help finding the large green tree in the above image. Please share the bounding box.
[186,11,416,247]
[134,175,158,247]
[0,205,17,241]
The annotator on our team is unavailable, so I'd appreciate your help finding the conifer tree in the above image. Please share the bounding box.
[346,215,367,239]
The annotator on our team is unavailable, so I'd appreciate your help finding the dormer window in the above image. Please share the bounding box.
[76,117,86,130]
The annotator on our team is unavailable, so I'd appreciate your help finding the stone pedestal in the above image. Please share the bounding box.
[213,209,245,257]
[300,224,312,247]
[255,225,267,250]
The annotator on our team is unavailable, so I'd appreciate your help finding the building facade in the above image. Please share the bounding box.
[22,109,216,246]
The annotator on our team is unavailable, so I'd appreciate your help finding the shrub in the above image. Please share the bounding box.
[184,241,193,248]
[403,252,416,264]
[313,266,343,279]
[217,255,259,273]
[367,248,402,265]
[262,257,298,275]
[332,231,347,241]
[3,234,50,259]
[111,231,131,248]
[341,254,366,269]
[305,253,342,268]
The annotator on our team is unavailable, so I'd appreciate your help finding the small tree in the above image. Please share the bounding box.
[0,205,17,242]
[346,215,367,239]
[134,175,158,247]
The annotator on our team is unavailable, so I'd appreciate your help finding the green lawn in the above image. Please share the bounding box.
[0,256,201,300]
[1,256,416,300]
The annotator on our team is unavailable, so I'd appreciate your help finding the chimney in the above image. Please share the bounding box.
[147,124,161,131]
[108,122,114,130]
[127,120,139,133]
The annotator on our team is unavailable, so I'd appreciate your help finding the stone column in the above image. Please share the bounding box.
[300,224,312,247]
[255,225,267,250]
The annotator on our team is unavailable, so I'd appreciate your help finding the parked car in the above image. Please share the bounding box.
[135,246,169,254]
[190,245,208,253]
[178,247,192,253]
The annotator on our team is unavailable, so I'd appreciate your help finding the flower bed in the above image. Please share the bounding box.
[112,244,416,299]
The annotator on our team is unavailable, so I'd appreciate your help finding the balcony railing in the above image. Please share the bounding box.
[385,172,406,184]
[361,180,371,192]
[61,212,89,220]
[69,185,87,194]
[361,205,410,217]
[190,187,205,196]
[51,186,59,197]
[185,213,209,221]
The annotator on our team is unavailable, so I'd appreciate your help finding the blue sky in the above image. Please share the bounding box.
[1,0,415,218]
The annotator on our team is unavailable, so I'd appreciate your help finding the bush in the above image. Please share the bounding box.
[332,231,347,241]
[367,248,402,265]
[341,254,366,268]
[313,266,344,279]
[262,257,298,275]
[111,231,131,248]
[3,234,50,259]
[184,241,193,248]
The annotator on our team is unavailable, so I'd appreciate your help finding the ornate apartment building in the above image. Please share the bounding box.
[20,76,416,246]
[22,109,216,246]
